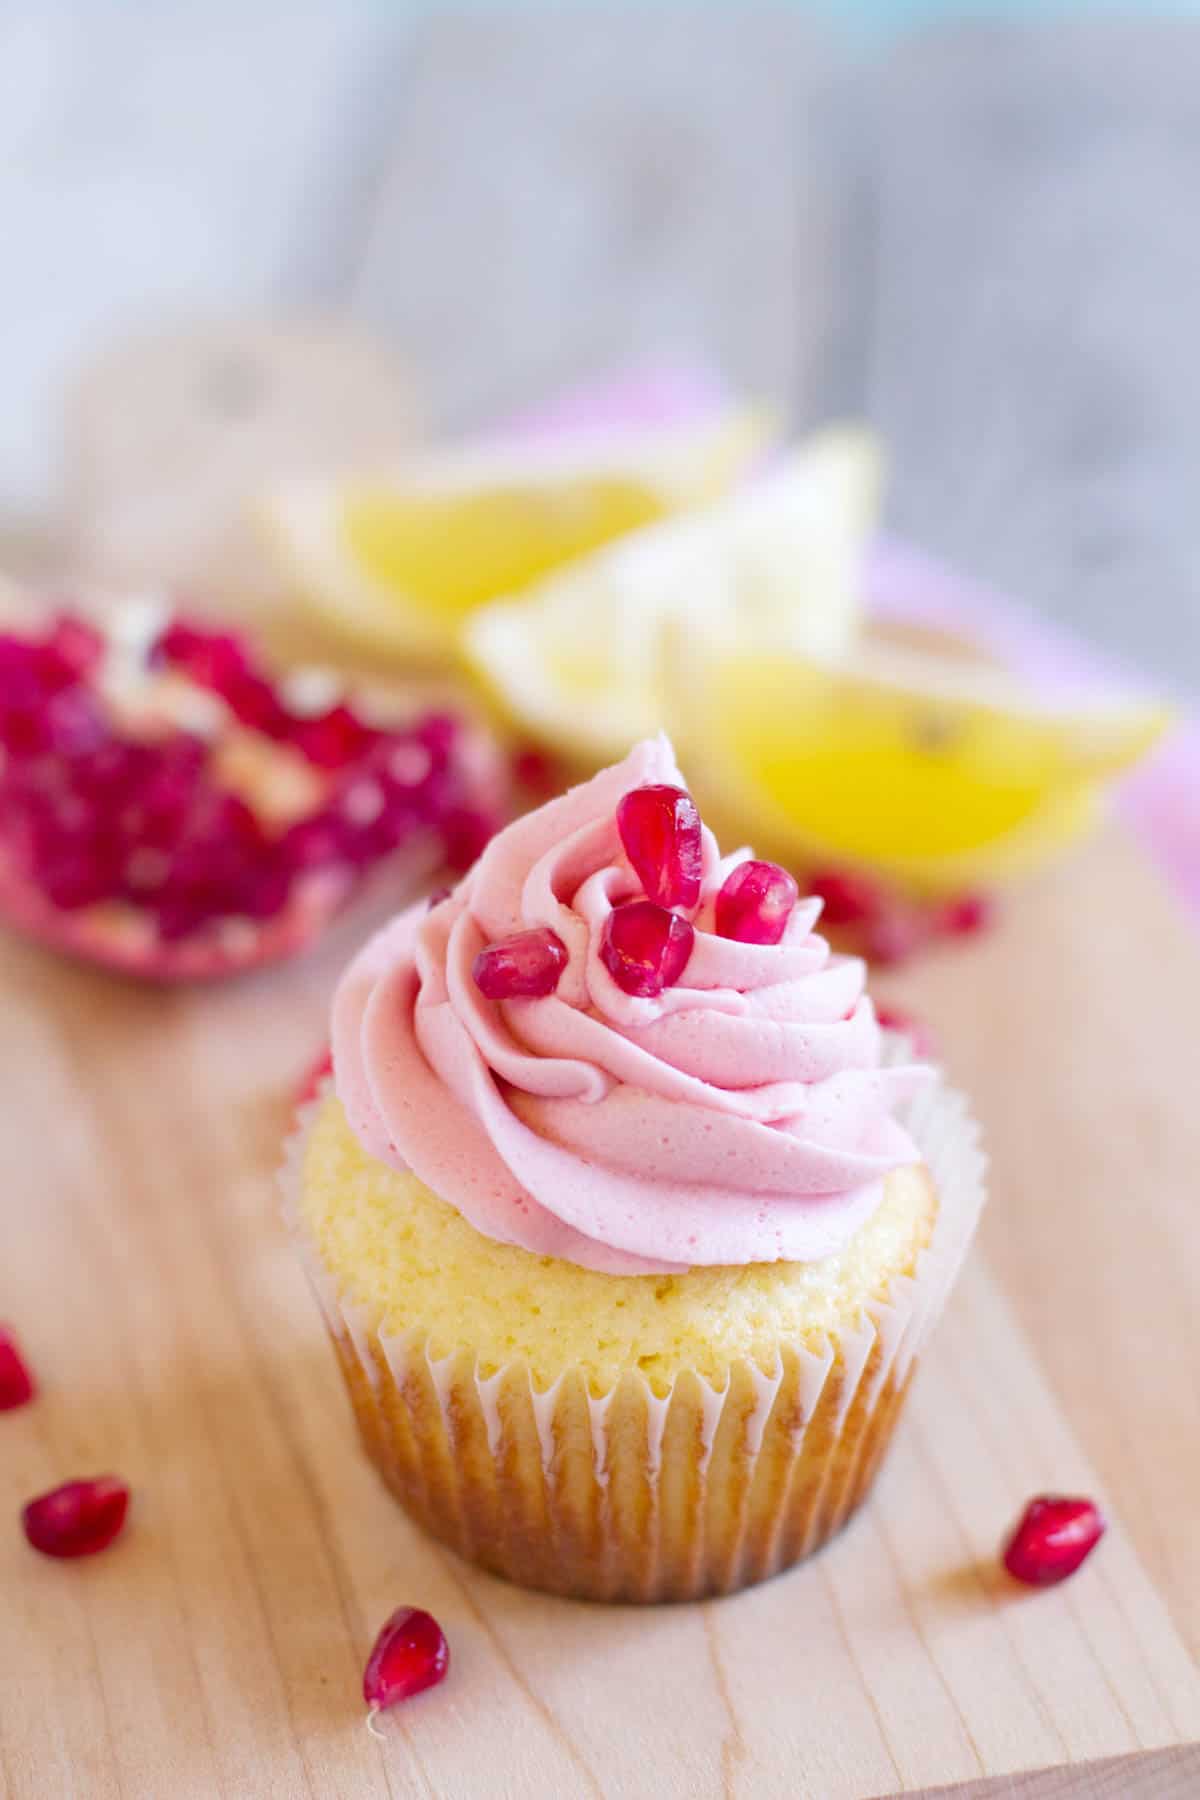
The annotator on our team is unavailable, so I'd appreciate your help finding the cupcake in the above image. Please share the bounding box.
[286,734,985,1602]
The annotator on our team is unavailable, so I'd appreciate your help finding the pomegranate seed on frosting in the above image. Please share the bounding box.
[333,735,931,1272]
[1002,1494,1106,1587]
[617,783,703,911]
[363,1606,449,1718]
[22,1475,130,1559]
[715,859,799,945]
[0,1327,35,1411]
[600,899,694,998]
[473,926,568,999]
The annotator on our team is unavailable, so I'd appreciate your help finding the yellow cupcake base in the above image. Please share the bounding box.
[285,1076,984,1603]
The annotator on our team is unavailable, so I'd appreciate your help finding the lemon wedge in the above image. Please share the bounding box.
[671,631,1171,889]
[260,408,772,661]
[464,426,882,762]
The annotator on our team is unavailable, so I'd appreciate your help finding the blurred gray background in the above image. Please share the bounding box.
[2,4,1197,692]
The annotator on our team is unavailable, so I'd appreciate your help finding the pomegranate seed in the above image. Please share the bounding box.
[874,1005,937,1058]
[154,619,249,694]
[600,900,694,998]
[936,891,996,937]
[45,614,105,681]
[0,609,501,963]
[22,1475,130,1559]
[279,809,352,875]
[39,840,124,911]
[0,1327,35,1411]
[442,805,500,873]
[295,1046,333,1106]
[715,859,798,945]
[363,1606,449,1717]
[807,867,886,927]
[0,708,50,757]
[154,620,291,734]
[41,685,107,759]
[289,704,375,770]
[75,739,156,805]
[126,740,209,850]
[1003,1495,1106,1587]
[617,784,703,910]
[512,744,562,797]
[366,789,421,857]
[236,860,292,921]
[473,927,567,999]
[862,906,930,967]
[414,713,458,756]
[225,672,291,738]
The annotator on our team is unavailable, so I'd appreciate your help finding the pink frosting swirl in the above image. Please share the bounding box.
[333,735,927,1276]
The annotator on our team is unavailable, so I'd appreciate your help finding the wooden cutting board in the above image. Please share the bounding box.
[2,820,1199,1800]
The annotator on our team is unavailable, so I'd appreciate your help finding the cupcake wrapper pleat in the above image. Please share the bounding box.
[283,1063,985,1602]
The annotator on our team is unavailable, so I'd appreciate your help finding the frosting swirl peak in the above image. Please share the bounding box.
[333,735,926,1275]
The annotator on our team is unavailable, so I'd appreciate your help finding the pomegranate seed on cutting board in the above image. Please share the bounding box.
[363,1606,449,1721]
[22,1476,130,1559]
[1003,1495,1106,1587]
[0,1328,35,1411]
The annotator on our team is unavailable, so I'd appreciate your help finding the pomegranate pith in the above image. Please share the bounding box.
[22,1475,130,1558]
[0,1327,35,1410]
[617,784,703,910]
[600,900,694,998]
[473,927,567,999]
[363,1606,449,1715]
[715,859,798,945]
[1002,1494,1106,1587]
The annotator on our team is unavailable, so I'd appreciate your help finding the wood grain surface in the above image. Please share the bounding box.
[896,1740,1200,1798]
[882,829,1200,1671]
[2,830,1199,1800]
[3,9,1200,1796]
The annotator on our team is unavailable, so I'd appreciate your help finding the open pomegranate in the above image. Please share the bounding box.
[0,605,505,980]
